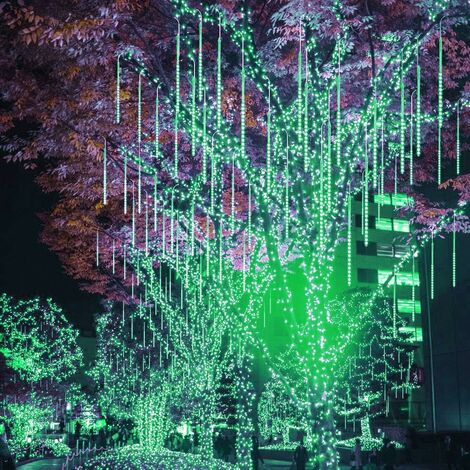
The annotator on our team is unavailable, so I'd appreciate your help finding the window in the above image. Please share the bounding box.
[393,244,408,257]
[376,217,393,231]
[393,219,410,233]
[377,243,408,258]
[374,193,412,207]
[377,242,394,257]
[391,194,413,207]
[397,299,422,314]
[375,217,410,233]
[355,214,376,229]
[378,270,420,286]
[374,194,391,205]
[357,268,378,283]
[356,241,377,256]
[399,326,423,342]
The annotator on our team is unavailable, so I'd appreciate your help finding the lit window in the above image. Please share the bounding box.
[378,270,420,286]
[393,244,408,257]
[376,218,393,231]
[397,299,422,314]
[399,326,423,342]
[391,194,412,207]
[393,219,410,233]
[377,243,394,257]
[374,194,392,205]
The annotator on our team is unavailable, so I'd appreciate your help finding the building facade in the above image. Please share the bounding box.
[332,191,426,428]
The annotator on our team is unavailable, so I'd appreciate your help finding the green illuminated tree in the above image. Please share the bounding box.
[0,293,82,382]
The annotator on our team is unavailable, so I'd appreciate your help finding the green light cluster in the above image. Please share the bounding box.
[0,293,82,382]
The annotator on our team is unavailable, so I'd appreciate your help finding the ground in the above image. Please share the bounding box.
[17,458,449,469]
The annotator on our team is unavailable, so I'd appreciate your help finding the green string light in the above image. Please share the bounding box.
[416,50,421,157]
[452,214,456,288]
[155,87,160,159]
[103,138,107,205]
[198,14,203,102]
[216,17,222,130]
[297,22,303,152]
[456,100,460,175]
[438,24,443,184]
[241,36,246,162]
[431,232,435,300]
[175,19,181,178]
[400,55,405,174]
[116,55,120,124]
[347,192,352,286]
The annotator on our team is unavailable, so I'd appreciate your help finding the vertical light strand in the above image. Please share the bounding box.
[379,114,385,221]
[248,179,252,242]
[372,89,378,188]
[266,82,271,191]
[123,243,126,280]
[153,175,158,232]
[319,123,325,250]
[416,49,421,157]
[96,230,99,267]
[132,183,135,247]
[456,100,460,175]
[285,132,289,238]
[191,60,196,157]
[438,23,443,185]
[347,191,352,286]
[410,91,415,185]
[240,36,246,162]
[138,72,142,213]
[198,13,203,102]
[304,44,309,172]
[202,88,207,180]
[336,41,341,166]
[412,250,416,322]
[124,147,127,215]
[452,214,456,288]
[145,198,149,254]
[364,125,369,247]
[175,19,181,179]
[216,16,222,130]
[327,91,332,212]
[431,232,435,300]
[170,191,174,254]
[297,20,303,152]
[219,220,223,283]
[112,239,115,274]
[155,87,160,159]
[400,54,405,174]
[242,232,246,291]
[103,139,107,205]
[393,270,397,338]
[191,200,195,256]
[116,55,120,124]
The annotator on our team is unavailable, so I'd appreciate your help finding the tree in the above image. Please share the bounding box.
[0,293,82,382]
[1,1,469,467]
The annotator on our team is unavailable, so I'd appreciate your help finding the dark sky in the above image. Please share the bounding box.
[0,157,101,332]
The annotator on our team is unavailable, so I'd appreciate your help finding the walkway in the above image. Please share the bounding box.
[17,458,64,469]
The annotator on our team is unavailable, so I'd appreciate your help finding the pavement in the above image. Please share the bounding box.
[17,457,447,469]
[17,458,64,469]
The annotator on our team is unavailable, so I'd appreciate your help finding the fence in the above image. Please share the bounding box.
[61,445,105,470]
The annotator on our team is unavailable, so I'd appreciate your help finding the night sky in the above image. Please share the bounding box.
[0,157,101,332]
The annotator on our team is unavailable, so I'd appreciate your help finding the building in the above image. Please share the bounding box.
[332,191,426,428]
[420,226,470,432]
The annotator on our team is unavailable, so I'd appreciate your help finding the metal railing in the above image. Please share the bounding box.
[61,445,105,470]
